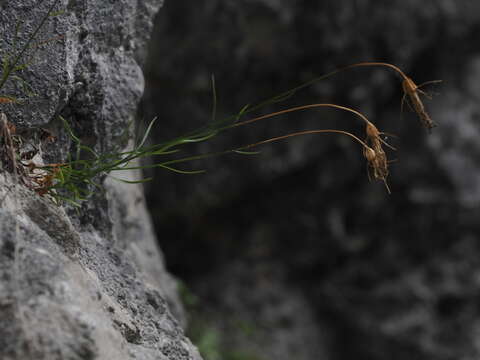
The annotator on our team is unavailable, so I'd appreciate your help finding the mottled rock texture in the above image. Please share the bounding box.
[143,1,480,359]
[0,1,201,359]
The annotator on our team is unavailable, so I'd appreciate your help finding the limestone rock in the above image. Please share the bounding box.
[0,1,201,359]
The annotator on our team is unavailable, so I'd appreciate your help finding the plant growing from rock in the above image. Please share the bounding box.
[0,0,440,205]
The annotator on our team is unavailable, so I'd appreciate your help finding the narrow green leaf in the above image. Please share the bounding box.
[109,176,153,184]
[13,21,22,49]
[151,149,180,155]
[2,57,10,74]
[49,10,66,17]
[59,116,82,144]
[79,145,100,159]
[233,150,261,155]
[211,74,217,122]
[234,104,250,123]
[158,164,206,175]
[137,116,158,149]
[55,195,83,207]
[181,131,218,144]
[11,75,36,96]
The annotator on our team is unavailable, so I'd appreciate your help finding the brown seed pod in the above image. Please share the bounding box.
[401,77,438,131]
[364,122,393,193]
[336,62,441,132]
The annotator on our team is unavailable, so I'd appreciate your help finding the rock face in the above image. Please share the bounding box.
[142,1,480,359]
[0,1,201,359]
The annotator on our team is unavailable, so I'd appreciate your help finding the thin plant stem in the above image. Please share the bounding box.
[116,129,371,171]
[230,103,372,129]
[234,129,370,151]
[0,0,60,91]
[339,62,409,80]
[242,62,409,117]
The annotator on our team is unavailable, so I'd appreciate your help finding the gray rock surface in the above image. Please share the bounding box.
[193,261,329,360]
[0,1,201,359]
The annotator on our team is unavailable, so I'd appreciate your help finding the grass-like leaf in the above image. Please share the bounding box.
[0,0,61,92]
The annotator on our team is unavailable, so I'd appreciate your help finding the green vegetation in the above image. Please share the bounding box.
[179,281,264,360]
[0,0,440,206]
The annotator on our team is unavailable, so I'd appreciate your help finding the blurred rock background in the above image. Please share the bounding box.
[141,1,480,359]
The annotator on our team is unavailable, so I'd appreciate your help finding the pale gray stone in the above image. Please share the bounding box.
[0,1,201,359]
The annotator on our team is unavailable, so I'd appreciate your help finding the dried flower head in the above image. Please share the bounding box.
[338,62,441,132]
[363,122,394,193]
[401,77,438,131]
